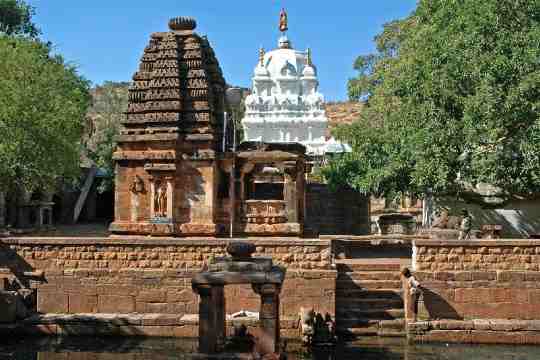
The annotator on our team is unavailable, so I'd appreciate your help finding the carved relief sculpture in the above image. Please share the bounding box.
[154,180,168,218]
[130,175,145,222]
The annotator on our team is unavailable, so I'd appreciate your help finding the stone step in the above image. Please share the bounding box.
[336,298,403,310]
[336,263,403,272]
[336,288,403,299]
[337,319,406,337]
[336,279,402,290]
[336,308,405,320]
[337,271,401,281]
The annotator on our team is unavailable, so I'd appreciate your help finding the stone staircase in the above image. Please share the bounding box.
[335,260,407,337]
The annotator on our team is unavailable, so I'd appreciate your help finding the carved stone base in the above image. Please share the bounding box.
[109,222,176,236]
[177,223,220,236]
[109,221,219,237]
[237,222,302,236]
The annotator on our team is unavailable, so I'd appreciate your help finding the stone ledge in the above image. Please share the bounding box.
[322,235,426,243]
[409,319,540,344]
[1,237,330,246]
[409,319,540,333]
[411,329,540,345]
[414,239,540,246]
[1,313,300,338]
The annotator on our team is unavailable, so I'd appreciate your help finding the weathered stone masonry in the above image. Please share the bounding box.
[0,238,335,325]
[408,239,540,344]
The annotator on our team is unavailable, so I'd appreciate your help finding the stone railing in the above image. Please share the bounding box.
[243,200,287,224]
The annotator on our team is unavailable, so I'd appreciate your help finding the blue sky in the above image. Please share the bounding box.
[27,1,417,101]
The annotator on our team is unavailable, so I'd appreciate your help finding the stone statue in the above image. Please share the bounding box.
[299,307,336,346]
[431,209,449,229]
[299,307,315,345]
[279,8,288,33]
[154,181,168,217]
[129,175,145,194]
[458,209,472,240]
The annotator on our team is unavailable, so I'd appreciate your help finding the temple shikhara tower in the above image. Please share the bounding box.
[109,17,228,236]
[242,9,339,156]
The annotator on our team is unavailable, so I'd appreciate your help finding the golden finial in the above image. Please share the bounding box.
[259,46,265,66]
[279,8,288,33]
[307,48,312,66]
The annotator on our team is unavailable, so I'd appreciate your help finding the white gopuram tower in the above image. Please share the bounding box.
[242,9,336,156]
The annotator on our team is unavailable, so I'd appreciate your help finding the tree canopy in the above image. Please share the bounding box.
[0,36,91,193]
[84,81,129,191]
[325,0,540,200]
[0,0,40,37]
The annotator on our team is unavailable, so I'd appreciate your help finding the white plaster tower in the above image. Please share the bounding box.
[241,9,332,155]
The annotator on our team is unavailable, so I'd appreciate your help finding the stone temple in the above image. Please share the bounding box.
[109,16,367,238]
[242,13,346,156]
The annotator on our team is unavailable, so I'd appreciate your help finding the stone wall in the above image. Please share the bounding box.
[412,239,540,320]
[0,238,335,321]
[305,184,369,236]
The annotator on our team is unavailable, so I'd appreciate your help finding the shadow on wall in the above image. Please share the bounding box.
[441,198,540,238]
[420,289,462,320]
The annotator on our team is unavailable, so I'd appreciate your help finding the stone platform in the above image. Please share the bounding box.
[0,313,301,338]
[409,319,540,344]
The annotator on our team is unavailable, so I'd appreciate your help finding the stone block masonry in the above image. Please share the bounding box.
[412,240,540,320]
[0,237,335,330]
[408,239,540,344]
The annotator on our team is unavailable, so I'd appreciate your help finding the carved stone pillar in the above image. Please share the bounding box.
[253,283,281,353]
[193,284,225,354]
[283,164,298,223]
[214,285,226,351]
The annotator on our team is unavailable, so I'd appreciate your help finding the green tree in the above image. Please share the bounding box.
[325,0,540,201]
[0,0,40,37]
[84,81,129,191]
[0,36,91,194]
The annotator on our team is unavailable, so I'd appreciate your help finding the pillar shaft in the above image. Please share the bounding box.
[195,285,225,354]
[255,284,281,353]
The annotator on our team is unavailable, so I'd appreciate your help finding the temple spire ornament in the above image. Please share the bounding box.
[306,48,312,66]
[259,46,265,66]
[279,8,288,33]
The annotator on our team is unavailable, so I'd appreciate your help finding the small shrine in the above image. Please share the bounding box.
[192,242,284,355]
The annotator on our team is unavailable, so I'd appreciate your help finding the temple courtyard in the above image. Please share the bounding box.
[1,3,540,359]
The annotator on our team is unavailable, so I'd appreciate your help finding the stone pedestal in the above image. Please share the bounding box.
[378,213,416,235]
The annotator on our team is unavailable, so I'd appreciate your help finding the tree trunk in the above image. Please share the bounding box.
[0,191,5,228]
[422,191,434,228]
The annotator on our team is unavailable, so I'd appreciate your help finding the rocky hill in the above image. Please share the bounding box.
[324,101,363,131]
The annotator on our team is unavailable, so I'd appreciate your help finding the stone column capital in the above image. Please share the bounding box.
[252,283,281,296]
[192,284,213,296]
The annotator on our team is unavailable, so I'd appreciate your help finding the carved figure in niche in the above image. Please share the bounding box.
[129,175,145,194]
[154,180,168,217]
